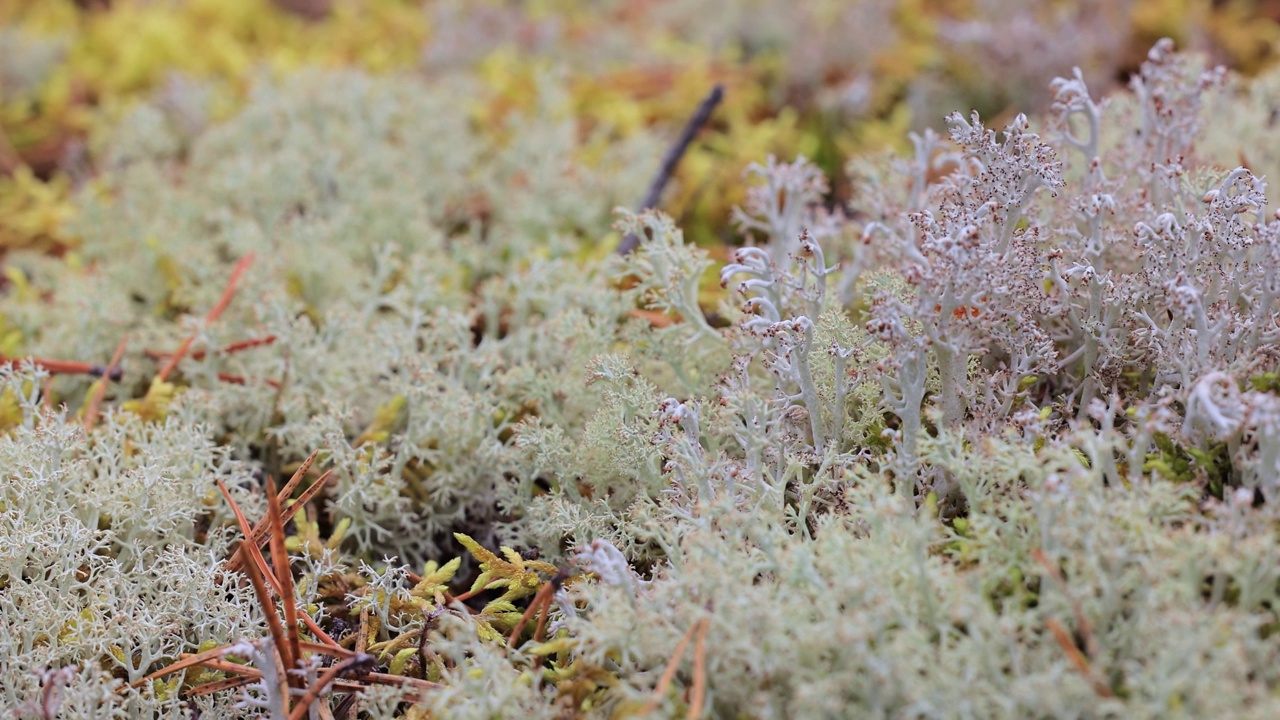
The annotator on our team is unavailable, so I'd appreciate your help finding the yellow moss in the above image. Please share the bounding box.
[121,377,177,422]
[0,167,79,253]
[354,394,407,447]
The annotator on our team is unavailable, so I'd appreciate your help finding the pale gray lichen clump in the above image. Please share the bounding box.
[6,42,1280,718]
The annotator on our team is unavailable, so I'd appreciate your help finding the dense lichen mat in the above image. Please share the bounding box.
[7,3,1280,718]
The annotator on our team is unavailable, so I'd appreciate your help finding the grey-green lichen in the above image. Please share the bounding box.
[7,40,1280,719]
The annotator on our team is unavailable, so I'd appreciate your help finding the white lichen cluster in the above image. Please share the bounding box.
[6,41,1280,718]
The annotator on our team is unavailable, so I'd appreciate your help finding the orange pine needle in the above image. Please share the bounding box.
[129,644,242,689]
[83,337,128,430]
[145,334,277,361]
[159,253,255,382]
[276,450,321,510]
[286,654,374,720]
[507,580,554,650]
[1032,549,1099,661]
[688,618,709,720]
[3,356,123,379]
[529,587,557,669]
[215,372,282,388]
[531,591,553,643]
[187,658,265,678]
[1045,617,1114,698]
[225,468,333,574]
[639,618,703,716]
[266,476,303,684]
[184,676,256,697]
[300,640,355,658]
[300,613,343,649]
[217,480,294,714]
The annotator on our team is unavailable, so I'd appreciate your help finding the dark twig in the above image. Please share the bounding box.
[617,85,724,256]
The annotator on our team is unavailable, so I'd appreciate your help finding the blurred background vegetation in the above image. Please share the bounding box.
[3,0,1280,253]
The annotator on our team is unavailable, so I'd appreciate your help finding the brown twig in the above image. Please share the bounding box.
[617,85,725,256]
[417,621,443,680]
[349,670,436,692]
[333,693,359,720]
[356,607,371,655]
[159,253,255,382]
